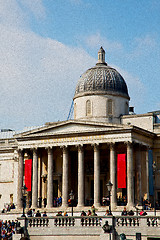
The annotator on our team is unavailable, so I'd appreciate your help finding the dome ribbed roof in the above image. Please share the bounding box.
[74,47,130,99]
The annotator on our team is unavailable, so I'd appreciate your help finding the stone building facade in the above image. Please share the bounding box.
[0,47,160,211]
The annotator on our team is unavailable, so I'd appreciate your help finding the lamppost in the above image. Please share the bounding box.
[21,185,28,240]
[153,161,156,216]
[69,190,74,216]
[21,185,28,217]
[106,180,113,215]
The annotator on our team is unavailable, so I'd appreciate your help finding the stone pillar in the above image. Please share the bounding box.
[38,156,41,201]
[47,147,53,208]
[137,145,142,204]
[146,147,149,199]
[110,143,117,209]
[32,148,38,208]
[42,158,46,204]
[94,144,100,207]
[78,145,84,207]
[62,146,69,208]
[17,149,24,209]
[127,142,134,208]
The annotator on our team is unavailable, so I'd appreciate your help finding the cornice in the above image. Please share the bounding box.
[122,112,154,119]
[14,119,126,138]
[14,124,155,143]
[15,127,133,141]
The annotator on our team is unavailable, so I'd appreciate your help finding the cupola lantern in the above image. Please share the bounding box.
[97,46,106,64]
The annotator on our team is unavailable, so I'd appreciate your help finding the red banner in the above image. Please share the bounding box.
[117,154,126,188]
[25,159,32,191]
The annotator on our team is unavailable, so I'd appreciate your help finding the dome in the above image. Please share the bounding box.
[74,47,130,100]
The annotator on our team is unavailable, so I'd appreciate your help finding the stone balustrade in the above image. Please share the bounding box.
[28,218,49,227]
[17,215,160,228]
[23,216,104,228]
[116,216,140,227]
[147,217,160,227]
[15,216,160,240]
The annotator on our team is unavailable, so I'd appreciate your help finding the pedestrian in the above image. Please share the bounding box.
[35,210,41,217]
[43,211,47,217]
[121,207,128,216]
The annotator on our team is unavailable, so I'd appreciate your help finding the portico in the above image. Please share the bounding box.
[16,121,154,210]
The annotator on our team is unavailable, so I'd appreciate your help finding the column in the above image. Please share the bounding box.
[137,145,142,204]
[94,144,100,207]
[32,148,38,208]
[62,146,69,208]
[145,147,149,199]
[78,145,84,207]
[47,147,53,208]
[38,156,41,203]
[42,158,46,205]
[17,149,24,209]
[110,143,117,209]
[127,142,134,208]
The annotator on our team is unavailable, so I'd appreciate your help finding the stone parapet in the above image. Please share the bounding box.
[14,215,160,240]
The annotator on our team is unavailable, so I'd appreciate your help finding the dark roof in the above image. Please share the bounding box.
[74,48,130,99]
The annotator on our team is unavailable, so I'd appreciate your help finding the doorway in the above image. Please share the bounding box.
[53,180,58,198]
[90,180,103,205]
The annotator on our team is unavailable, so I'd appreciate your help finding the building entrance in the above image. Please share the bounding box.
[90,180,103,205]
[53,180,58,198]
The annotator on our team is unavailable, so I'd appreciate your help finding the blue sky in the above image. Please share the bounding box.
[0,0,160,130]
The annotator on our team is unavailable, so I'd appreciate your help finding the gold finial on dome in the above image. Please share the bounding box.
[97,46,106,64]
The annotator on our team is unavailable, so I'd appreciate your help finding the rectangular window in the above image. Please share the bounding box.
[86,100,91,116]
[108,99,113,115]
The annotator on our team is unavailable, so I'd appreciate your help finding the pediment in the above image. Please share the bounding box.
[15,120,126,138]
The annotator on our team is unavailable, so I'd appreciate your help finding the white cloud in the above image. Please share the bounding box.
[18,0,46,19]
[0,0,151,130]
[0,22,95,129]
[129,35,157,58]
[0,0,27,29]
[85,32,123,52]
[0,0,97,130]
[112,65,146,113]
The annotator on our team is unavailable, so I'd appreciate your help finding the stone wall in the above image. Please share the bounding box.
[74,94,129,124]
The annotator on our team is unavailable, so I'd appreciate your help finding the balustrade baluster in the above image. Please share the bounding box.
[85,218,88,226]
[73,218,75,226]
[54,218,57,226]
[81,218,84,226]
[129,218,132,226]
[29,219,32,227]
[59,218,60,226]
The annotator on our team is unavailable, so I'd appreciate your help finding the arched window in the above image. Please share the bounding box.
[108,99,113,115]
[74,103,76,119]
[86,100,91,116]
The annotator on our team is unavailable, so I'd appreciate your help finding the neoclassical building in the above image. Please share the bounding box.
[0,47,160,211]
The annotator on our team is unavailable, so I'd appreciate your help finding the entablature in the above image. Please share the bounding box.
[17,130,153,150]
